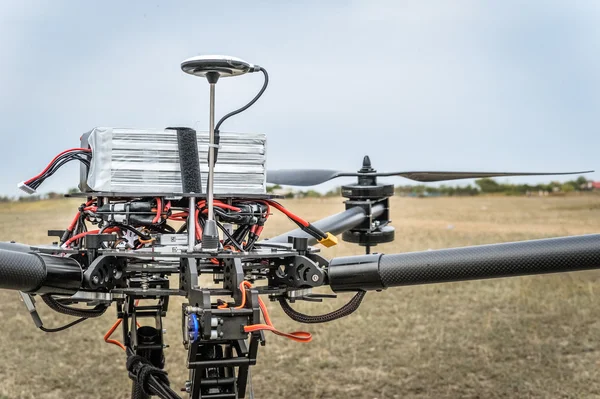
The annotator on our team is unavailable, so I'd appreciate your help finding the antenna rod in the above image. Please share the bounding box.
[201,72,221,251]
[207,82,216,221]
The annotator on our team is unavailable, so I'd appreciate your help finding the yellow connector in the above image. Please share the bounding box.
[318,232,338,248]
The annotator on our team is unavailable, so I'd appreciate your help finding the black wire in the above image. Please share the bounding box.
[28,151,91,189]
[101,223,152,241]
[42,295,108,318]
[145,223,176,234]
[39,317,87,332]
[36,151,90,176]
[215,221,244,251]
[278,291,366,324]
[305,224,328,240]
[229,224,250,247]
[214,67,268,133]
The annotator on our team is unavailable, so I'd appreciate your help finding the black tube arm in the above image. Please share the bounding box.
[0,248,83,294]
[328,234,600,292]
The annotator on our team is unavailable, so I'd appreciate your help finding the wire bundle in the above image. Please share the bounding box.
[20,148,92,193]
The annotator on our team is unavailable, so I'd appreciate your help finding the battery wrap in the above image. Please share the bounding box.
[83,127,267,194]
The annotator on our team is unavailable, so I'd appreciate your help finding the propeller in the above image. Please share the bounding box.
[267,156,593,186]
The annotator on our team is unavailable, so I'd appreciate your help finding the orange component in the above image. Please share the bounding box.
[104,300,141,351]
[233,281,312,343]
[104,319,125,351]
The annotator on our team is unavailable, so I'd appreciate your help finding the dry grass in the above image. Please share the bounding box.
[0,195,600,398]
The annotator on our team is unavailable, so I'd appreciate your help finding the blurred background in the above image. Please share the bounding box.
[1,1,600,398]
[0,0,598,197]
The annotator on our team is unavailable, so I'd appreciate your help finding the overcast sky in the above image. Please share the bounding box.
[0,1,598,196]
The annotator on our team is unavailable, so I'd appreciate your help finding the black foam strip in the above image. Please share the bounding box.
[171,127,202,194]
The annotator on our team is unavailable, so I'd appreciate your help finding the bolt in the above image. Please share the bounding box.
[92,275,100,284]
[311,274,319,282]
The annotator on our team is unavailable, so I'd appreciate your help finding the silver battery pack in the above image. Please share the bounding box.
[80,127,266,195]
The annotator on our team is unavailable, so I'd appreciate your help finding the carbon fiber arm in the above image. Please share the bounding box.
[0,250,46,292]
[328,234,600,291]
[0,248,82,294]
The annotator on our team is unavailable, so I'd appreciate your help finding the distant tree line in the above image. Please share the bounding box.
[268,176,595,198]
[0,188,80,203]
[397,176,591,197]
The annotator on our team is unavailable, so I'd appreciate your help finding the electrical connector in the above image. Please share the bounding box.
[18,181,36,194]
[318,232,338,248]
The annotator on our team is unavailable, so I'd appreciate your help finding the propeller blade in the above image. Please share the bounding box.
[266,169,345,186]
[385,170,594,183]
[267,169,594,186]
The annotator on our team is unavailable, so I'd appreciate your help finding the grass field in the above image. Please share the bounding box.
[0,195,600,398]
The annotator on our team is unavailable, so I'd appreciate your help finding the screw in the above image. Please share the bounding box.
[311,274,319,282]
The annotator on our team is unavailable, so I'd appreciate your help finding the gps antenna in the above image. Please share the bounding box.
[171,127,202,252]
[181,55,262,252]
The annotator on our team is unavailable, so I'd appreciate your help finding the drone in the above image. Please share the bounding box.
[0,55,599,399]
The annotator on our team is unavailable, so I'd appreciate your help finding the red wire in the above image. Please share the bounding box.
[66,199,96,234]
[195,209,202,240]
[196,200,242,212]
[63,227,119,247]
[152,198,162,224]
[261,200,308,227]
[67,211,81,231]
[25,148,91,184]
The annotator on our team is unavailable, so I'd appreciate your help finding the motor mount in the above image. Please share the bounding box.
[341,156,395,252]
